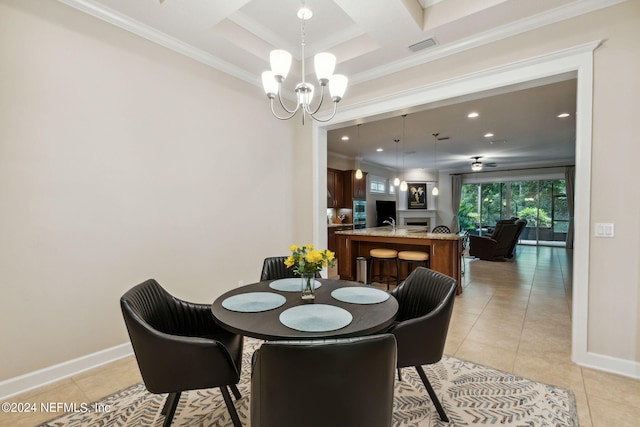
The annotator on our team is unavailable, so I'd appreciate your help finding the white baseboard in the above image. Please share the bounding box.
[2,342,637,400]
[0,342,134,400]
[576,351,640,380]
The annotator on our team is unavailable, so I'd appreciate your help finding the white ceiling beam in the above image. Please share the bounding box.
[333,0,426,46]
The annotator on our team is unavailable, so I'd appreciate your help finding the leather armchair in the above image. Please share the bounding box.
[251,335,397,427]
[388,267,457,422]
[120,279,244,427]
[506,218,527,258]
[260,256,320,281]
[469,218,522,260]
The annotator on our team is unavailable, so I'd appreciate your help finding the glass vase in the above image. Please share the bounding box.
[301,273,315,301]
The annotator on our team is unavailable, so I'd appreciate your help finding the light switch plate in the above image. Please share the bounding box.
[594,223,615,237]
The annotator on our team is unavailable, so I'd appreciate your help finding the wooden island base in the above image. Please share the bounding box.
[335,227,463,295]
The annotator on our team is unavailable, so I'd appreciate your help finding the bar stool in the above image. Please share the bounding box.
[369,248,398,289]
[397,251,429,282]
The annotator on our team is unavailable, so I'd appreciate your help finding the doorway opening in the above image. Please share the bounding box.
[314,42,597,370]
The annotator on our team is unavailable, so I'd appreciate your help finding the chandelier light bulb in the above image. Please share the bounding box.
[329,74,348,101]
[314,53,336,84]
[432,186,439,196]
[261,71,278,97]
[355,169,363,179]
[394,177,400,186]
[400,180,408,192]
[295,82,314,107]
[269,50,292,81]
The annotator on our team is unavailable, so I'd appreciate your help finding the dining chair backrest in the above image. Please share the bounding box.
[260,256,320,281]
[388,267,457,364]
[260,256,297,281]
[431,225,451,233]
[251,335,397,427]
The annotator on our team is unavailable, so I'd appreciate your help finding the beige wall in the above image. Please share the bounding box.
[0,0,307,381]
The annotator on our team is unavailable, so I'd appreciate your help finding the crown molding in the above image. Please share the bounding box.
[56,0,258,86]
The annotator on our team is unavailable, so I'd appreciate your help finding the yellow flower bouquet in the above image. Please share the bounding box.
[284,244,335,276]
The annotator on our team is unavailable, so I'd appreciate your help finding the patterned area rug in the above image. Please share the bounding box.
[39,338,577,426]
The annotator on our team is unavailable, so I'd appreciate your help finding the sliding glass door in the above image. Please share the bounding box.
[459,178,567,246]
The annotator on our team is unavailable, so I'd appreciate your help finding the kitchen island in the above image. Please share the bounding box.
[335,227,463,294]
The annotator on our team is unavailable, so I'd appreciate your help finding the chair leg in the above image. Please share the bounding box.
[230,383,242,400]
[415,365,449,422]
[161,391,181,427]
[220,386,242,427]
[397,368,402,381]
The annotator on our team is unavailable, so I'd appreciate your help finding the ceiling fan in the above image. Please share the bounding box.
[470,156,497,171]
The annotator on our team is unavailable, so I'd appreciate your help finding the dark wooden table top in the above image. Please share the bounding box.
[211,278,398,340]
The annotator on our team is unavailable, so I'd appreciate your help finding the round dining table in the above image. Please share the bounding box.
[211,278,398,340]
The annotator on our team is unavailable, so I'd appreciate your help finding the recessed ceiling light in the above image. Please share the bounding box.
[376,148,383,152]
[341,135,349,141]
[467,112,479,118]
[557,113,570,118]
[484,133,494,138]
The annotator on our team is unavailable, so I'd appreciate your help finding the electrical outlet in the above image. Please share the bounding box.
[594,223,614,237]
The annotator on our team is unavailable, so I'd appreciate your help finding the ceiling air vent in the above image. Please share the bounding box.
[408,37,437,52]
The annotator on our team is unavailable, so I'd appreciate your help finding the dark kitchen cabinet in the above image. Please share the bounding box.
[328,224,353,252]
[344,170,367,201]
[327,169,344,208]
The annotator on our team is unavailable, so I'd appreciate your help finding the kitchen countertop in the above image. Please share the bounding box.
[335,226,460,240]
[328,223,353,228]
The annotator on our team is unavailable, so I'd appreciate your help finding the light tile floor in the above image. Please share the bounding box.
[2,245,638,426]
[448,245,640,427]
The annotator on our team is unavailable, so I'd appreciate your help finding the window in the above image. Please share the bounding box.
[369,176,387,194]
[459,178,567,246]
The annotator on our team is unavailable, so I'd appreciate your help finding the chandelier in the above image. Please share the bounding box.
[261,6,348,124]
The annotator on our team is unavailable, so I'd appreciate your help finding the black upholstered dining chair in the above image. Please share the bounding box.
[260,256,297,280]
[388,267,457,422]
[120,279,244,427]
[260,256,320,281]
[251,335,397,427]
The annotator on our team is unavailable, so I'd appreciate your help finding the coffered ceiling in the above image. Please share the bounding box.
[58,0,622,172]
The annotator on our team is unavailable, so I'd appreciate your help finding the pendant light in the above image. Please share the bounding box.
[432,132,439,196]
[355,124,363,179]
[393,138,400,186]
[400,115,408,192]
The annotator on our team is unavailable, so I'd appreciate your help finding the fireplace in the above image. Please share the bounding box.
[398,209,436,231]
[405,219,430,227]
